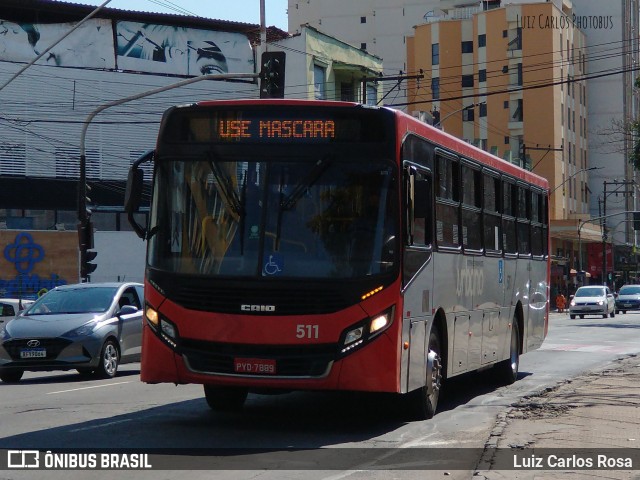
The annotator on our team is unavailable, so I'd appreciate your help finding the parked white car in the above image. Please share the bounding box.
[569,286,615,319]
[0,299,34,323]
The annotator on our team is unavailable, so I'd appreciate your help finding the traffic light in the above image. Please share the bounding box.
[81,248,98,278]
[78,221,97,280]
[259,51,286,98]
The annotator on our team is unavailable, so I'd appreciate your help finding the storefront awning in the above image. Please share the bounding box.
[551,219,603,242]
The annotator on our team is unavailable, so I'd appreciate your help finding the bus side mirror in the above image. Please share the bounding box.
[124,150,154,239]
[124,167,144,214]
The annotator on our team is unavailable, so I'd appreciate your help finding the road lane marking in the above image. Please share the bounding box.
[46,381,131,395]
[70,419,133,433]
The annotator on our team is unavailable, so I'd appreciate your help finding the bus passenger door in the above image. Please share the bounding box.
[402,164,435,393]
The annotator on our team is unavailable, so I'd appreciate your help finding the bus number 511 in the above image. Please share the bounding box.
[296,324,319,339]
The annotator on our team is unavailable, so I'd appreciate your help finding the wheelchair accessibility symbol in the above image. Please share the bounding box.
[263,254,284,276]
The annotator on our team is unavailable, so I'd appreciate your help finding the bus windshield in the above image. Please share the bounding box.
[148,156,397,279]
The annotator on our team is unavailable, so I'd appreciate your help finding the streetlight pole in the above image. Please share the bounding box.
[601,180,635,288]
[77,72,258,281]
[579,210,639,287]
[434,101,485,131]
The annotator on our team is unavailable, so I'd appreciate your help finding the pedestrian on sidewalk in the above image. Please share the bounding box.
[555,292,566,313]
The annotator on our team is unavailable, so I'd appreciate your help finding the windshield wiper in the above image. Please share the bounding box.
[274,156,332,251]
[207,153,243,221]
[280,156,332,211]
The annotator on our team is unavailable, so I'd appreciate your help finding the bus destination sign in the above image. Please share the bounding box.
[218,119,336,140]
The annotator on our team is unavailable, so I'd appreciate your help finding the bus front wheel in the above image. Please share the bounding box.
[204,386,248,412]
[408,328,443,420]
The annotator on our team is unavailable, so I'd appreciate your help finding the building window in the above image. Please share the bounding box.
[461,41,473,53]
[313,64,326,100]
[512,99,523,121]
[503,30,508,38]
[361,16,366,23]
[341,82,354,102]
[432,43,439,65]
[478,34,486,47]
[479,69,486,82]
[431,77,440,100]
[360,43,367,50]
[462,75,474,88]
[504,100,509,109]
[463,107,475,121]
[504,136,510,145]
[479,102,487,117]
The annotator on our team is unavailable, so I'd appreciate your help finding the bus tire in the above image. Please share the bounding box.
[204,386,248,412]
[494,320,520,385]
[407,328,443,420]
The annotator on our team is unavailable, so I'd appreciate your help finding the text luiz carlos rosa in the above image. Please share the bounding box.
[514,454,633,469]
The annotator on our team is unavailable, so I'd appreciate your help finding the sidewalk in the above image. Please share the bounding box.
[475,311,640,478]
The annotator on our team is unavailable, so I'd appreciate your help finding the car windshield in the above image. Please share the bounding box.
[148,157,398,279]
[575,287,606,297]
[619,286,640,295]
[24,287,118,315]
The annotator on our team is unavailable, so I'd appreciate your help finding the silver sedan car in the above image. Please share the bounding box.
[0,282,143,383]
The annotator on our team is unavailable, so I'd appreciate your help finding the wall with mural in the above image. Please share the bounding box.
[0,18,254,75]
[0,231,77,299]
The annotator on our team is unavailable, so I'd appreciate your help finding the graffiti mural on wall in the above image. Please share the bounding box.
[0,19,114,68]
[0,18,254,76]
[115,21,254,76]
[0,233,68,299]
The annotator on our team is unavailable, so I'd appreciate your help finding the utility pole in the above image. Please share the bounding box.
[602,180,635,288]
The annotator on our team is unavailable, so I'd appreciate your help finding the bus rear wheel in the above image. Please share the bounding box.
[204,386,248,412]
[407,328,443,420]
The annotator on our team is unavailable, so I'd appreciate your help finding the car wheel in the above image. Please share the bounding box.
[580,315,584,319]
[204,386,248,411]
[570,314,576,319]
[494,320,520,385]
[95,339,120,379]
[623,311,627,314]
[602,313,607,319]
[407,327,443,420]
[0,370,23,383]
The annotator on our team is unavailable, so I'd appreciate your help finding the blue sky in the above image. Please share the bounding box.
[61,0,289,30]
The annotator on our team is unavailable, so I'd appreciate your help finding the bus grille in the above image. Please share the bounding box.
[169,285,353,315]
[180,339,337,377]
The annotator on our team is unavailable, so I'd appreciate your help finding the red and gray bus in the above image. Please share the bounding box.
[125,99,549,419]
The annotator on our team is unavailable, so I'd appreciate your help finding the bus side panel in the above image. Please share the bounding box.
[476,256,509,366]
[431,253,469,378]
[526,259,548,352]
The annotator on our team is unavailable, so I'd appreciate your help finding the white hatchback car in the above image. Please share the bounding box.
[569,286,615,319]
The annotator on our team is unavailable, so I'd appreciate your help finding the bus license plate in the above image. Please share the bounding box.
[234,358,276,375]
[20,348,46,359]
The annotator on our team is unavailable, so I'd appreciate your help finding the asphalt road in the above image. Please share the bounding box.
[1,309,639,480]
